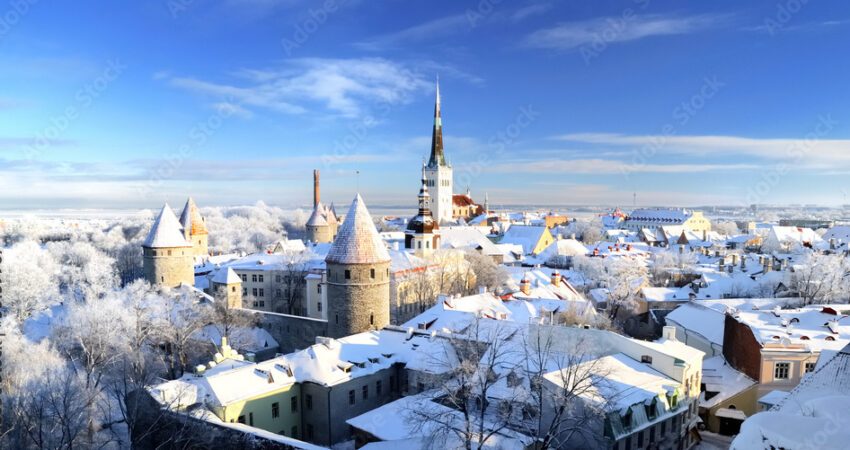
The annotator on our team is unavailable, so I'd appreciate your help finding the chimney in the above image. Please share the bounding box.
[520,275,531,295]
[718,258,724,271]
[313,169,320,208]
[763,258,772,273]
[731,254,739,266]
[662,326,678,342]
[551,271,562,286]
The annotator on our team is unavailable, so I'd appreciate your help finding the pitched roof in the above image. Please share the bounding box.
[212,267,241,285]
[144,203,191,248]
[325,194,391,265]
[179,197,207,235]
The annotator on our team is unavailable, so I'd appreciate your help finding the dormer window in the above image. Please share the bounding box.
[622,408,633,429]
[641,355,653,364]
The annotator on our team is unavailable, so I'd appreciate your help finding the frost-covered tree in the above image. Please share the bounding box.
[601,258,647,320]
[712,221,740,236]
[1,240,60,322]
[462,249,508,294]
[48,241,118,301]
[789,252,850,305]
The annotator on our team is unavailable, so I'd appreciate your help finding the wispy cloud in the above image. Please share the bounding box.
[556,132,850,165]
[510,3,552,22]
[162,58,432,118]
[490,158,758,174]
[354,14,472,51]
[522,13,728,50]
[744,19,850,34]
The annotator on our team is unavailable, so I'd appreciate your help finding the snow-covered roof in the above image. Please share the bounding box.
[211,267,240,285]
[499,225,550,254]
[822,225,850,243]
[641,287,686,303]
[625,208,695,224]
[143,203,191,248]
[730,304,850,352]
[179,197,207,235]
[439,226,501,256]
[665,302,725,346]
[700,356,755,409]
[731,344,850,450]
[325,194,391,265]
[306,202,329,227]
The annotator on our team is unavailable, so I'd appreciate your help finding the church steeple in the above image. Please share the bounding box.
[418,165,431,217]
[427,78,447,168]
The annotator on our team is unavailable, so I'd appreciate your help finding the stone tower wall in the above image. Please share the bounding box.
[326,261,390,338]
[213,281,243,309]
[307,225,332,244]
[191,232,209,257]
[143,246,195,288]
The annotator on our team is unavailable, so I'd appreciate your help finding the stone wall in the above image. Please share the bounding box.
[326,261,390,338]
[253,310,329,354]
[143,246,195,288]
[306,225,332,244]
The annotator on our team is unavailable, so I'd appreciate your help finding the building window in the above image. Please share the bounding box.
[248,412,254,426]
[345,269,351,279]
[370,313,374,325]
[252,301,258,307]
[272,402,279,418]
[243,288,247,296]
[362,385,369,400]
[376,380,382,396]
[622,408,633,429]
[258,274,264,282]
[241,274,247,282]
[805,362,816,373]
[168,250,172,256]
[258,300,265,307]
[641,355,652,364]
[231,286,236,292]
[276,275,281,283]
[349,390,355,405]
[370,268,375,279]
[318,302,322,312]
[259,288,265,297]
[318,284,322,294]
[306,395,313,410]
[252,274,258,282]
[291,395,298,412]
[276,289,282,298]
[774,362,790,379]
[637,430,644,447]
[238,415,245,424]
[252,288,258,297]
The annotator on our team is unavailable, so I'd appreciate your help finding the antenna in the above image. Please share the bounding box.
[356,170,360,192]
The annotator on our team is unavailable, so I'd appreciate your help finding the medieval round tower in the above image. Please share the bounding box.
[143,203,195,288]
[306,169,333,244]
[179,197,209,258]
[325,194,391,338]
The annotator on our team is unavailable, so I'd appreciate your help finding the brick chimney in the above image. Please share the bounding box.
[313,169,320,207]
[520,275,531,295]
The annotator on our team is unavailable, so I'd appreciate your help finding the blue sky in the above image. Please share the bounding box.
[1,0,849,210]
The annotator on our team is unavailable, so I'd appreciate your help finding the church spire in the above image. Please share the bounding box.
[427,77,447,168]
[418,164,432,217]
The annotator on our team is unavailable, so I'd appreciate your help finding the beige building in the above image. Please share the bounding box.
[624,208,712,234]
[179,197,209,258]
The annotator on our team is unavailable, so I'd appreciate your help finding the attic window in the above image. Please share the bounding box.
[790,317,800,324]
[826,336,836,341]
[622,408,633,429]
[641,355,653,364]
[645,398,658,419]
[800,335,810,340]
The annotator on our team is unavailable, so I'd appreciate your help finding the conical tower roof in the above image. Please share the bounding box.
[144,203,191,248]
[179,197,208,235]
[326,194,391,265]
[306,201,329,227]
[427,78,447,168]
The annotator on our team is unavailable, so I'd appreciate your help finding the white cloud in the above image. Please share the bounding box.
[556,132,850,165]
[490,158,758,174]
[522,14,727,50]
[163,58,432,118]
[354,14,472,50]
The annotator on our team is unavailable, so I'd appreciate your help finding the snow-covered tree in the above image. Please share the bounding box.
[712,221,740,236]
[789,252,850,305]
[1,240,60,322]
